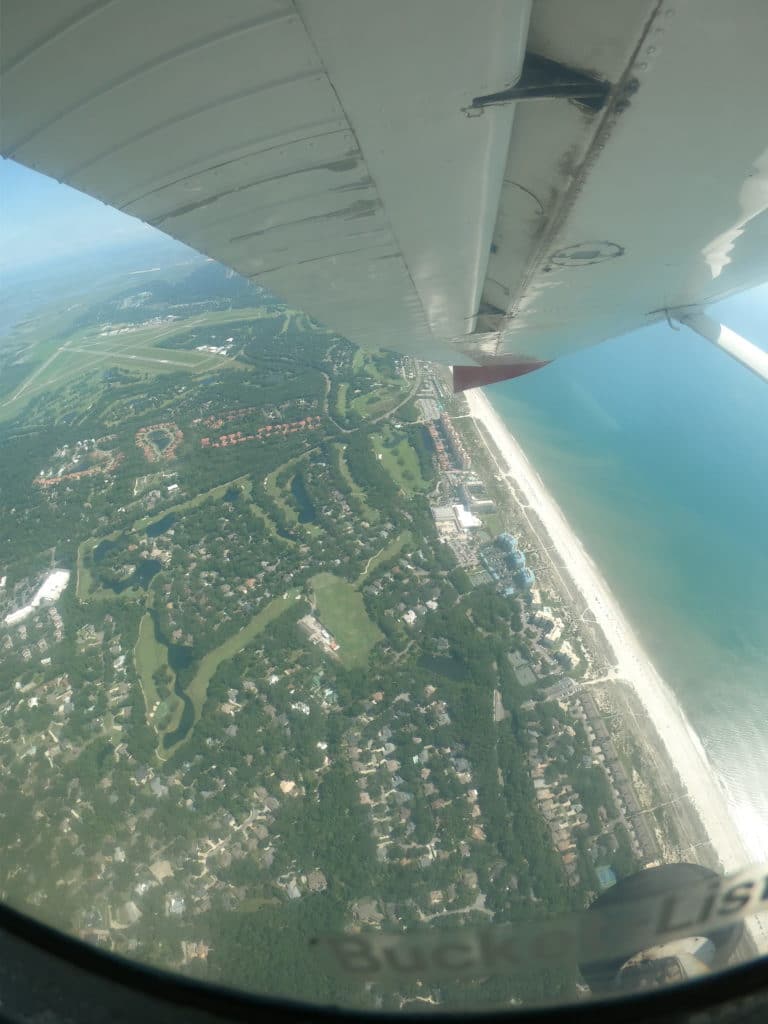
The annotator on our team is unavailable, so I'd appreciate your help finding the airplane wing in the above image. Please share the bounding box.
[3,0,768,382]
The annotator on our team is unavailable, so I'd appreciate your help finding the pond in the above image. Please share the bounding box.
[149,611,197,750]
[102,558,163,593]
[418,654,468,682]
[134,558,163,589]
[148,429,171,452]
[167,642,195,673]
[148,610,195,673]
[290,471,316,524]
[96,742,114,769]
[162,693,195,750]
[93,539,117,564]
[146,512,176,538]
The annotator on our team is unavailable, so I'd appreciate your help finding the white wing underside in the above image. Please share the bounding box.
[3,0,768,367]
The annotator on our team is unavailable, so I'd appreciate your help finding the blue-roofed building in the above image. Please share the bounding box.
[497,532,518,553]
[509,549,525,571]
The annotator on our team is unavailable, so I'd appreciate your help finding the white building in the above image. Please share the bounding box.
[4,570,71,626]
[453,504,482,531]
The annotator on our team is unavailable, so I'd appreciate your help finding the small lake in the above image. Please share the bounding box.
[167,643,195,673]
[223,486,241,503]
[93,539,117,564]
[148,611,197,751]
[146,513,176,538]
[290,472,316,524]
[418,654,467,682]
[97,742,114,769]
[103,558,163,593]
[149,610,195,673]
[134,558,163,589]
[162,695,195,750]
[149,430,171,452]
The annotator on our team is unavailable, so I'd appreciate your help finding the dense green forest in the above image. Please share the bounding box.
[0,262,640,1012]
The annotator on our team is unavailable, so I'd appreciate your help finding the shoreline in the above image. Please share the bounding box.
[464,387,767,950]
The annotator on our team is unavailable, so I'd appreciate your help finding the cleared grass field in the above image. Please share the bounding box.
[310,572,383,668]
[356,530,412,585]
[154,591,302,761]
[0,341,222,422]
[352,349,397,383]
[336,381,348,417]
[351,383,404,418]
[334,444,378,521]
[263,459,302,525]
[0,305,277,421]
[134,611,182,737]
[76,533,125,602]
[371,425,428,494]
[151,591,301,761]
[76,538,99,601]
[133,474,251,531]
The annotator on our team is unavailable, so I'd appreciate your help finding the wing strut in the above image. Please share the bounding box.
[677,312,768,384]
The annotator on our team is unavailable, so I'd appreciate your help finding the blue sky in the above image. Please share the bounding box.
[0,159,159,271]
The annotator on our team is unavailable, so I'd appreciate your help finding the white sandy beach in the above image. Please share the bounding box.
[465,388,767,950]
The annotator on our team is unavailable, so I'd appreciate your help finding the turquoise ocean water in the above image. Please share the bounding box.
[487,285,768,861]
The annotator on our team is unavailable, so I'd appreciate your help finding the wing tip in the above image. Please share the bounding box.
[452,361,550,393]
